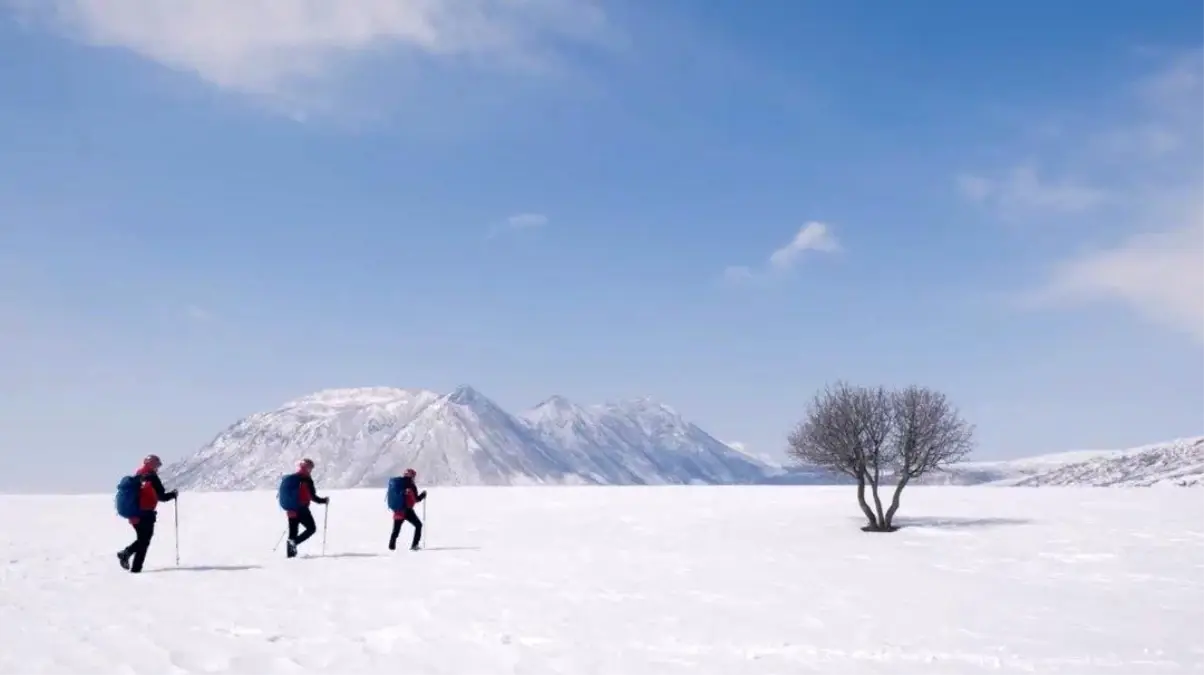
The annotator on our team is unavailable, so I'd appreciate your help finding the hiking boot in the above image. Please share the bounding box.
[117,551,130,570]
[286,540,297,559]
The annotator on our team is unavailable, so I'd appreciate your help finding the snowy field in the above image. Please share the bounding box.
[2,486,1202,674]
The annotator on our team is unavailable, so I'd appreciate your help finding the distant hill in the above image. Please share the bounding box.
[921,436,1204,487]
[764,436,1204,488]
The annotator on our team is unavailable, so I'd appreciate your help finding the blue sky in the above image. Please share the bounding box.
[1,1,1201,492]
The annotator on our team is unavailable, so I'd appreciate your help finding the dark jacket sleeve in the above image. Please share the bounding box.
[148,473,176,501]
[415,483,425,502]
[305,475,327,504]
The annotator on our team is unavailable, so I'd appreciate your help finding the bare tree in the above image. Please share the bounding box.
[786,382,894,530]
[787,382,976,532]
[882,385,975,529]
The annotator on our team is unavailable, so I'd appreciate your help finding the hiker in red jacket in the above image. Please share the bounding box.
[285,458,329,558]
[389,468,426,551]
[117,454,177,573]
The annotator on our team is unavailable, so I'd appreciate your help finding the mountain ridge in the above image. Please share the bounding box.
[162,385,772,490]
[923,435,1204,487]
[754,436,1204,488]
[161,385,1203,491]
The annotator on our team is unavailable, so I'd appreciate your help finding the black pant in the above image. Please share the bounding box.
[389,510,422,550]
[288,507,317,555]
[121,512,156,573]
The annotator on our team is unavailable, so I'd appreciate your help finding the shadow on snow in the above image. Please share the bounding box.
[895,516,1034,529]
[419,546,481,552]
[149,564,263,573]
[309,546,482,558]
[143,547,485,569]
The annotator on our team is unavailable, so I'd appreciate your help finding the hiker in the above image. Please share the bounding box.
[387,468,426,551]
[278,458,329,558]
[116,454,178,573]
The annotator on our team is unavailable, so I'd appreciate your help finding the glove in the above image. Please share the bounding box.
[168,490,179,500]
[418,490,427,502]
[319,496,330,505]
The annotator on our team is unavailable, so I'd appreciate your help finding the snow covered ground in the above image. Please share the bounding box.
[2,486,1202,674]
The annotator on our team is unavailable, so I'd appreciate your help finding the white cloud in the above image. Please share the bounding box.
[956,165,1108,217]
[185,305,213,322]
[955,173,994,202]
[507,213,549,229]
[768,221,840,269]
[1032,205,1203,341]
[1093,124,1182,158]
[12,0,613,113]
[724,221,839,285]
[963,48,1204,342]
[1139,49,1203,111]
[487,212,549,238]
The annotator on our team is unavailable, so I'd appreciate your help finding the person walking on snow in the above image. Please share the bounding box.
[117,454,178,573]
[388,468,426,551]
[284,458,329,558]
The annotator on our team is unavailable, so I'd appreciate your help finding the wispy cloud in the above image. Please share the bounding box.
[956,165,1108,218]
[185,305,213,322]
[768,222,840,268]
[487,212,549,238]
[723,221,839,285]
[968,48,1203,342]
[1028,200,1203,341]
[506,213,549,230]
[721,265,757,284]
[10,0,615,116]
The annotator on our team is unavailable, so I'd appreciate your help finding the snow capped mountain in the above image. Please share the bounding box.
[161,387,443,491]
[923,436,1204,487]
[162,384,1201,492]
[517,395,647,484]
[163,386,773,491]
[518,396,770,485]
[359,385,579,487]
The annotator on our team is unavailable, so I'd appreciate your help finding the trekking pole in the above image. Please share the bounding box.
[422,495,427,549]
[173,498,180,567]
[272,528,287,552]
[321,502,329,556]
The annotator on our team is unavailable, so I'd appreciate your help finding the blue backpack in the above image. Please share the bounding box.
[115,475,143,519]
[278,473,303,511]
[386,477,405,511]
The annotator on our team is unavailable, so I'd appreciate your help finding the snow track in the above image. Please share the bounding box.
[1,486,1201,673]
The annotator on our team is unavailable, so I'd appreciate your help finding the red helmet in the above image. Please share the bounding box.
[404,468,416,477]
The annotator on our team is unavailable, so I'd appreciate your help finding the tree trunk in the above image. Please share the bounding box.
[884,474,911,530]
[854,473,877,529]
[868,475,886,530]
